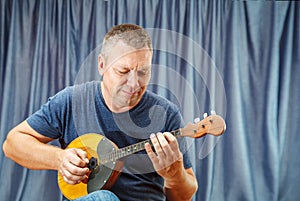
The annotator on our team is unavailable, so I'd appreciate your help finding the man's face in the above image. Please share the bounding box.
[99,42,152,113]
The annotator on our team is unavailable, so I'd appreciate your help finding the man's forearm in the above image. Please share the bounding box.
[164,167,198,201]
[3,121,62,170]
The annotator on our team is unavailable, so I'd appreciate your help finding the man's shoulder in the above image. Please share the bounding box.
[144,90,179,112]
[72,81,100,91]
[59,81,100,97]
[48,81,100,106]
[145,90,169,102]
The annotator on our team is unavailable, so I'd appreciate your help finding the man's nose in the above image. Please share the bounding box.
[127,71,139,88]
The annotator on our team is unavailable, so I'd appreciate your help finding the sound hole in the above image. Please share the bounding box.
[88,157,98,170]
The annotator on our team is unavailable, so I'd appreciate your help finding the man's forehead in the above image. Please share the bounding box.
[106,44,152,66]
[112,57,152,70]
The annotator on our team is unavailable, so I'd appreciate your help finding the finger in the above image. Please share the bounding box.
[63,174,87,185]
[62,157,89,175]
[157,132,180,163]
[74,148,89,164]
[163,132,183,161]
[63,171,87,184]
[150,133,165,157]
[67,148,88,168]
[60,166,88,184]
[156,132,169,145]
[156,132,171,152]
[145,142,158,163]
[61,149,89,175]
[163,132,179,152]
[163,132,177,142]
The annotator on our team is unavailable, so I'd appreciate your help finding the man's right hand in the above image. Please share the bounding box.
[57,148,90,185]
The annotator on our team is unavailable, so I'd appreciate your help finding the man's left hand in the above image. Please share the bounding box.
[145,132,184,180]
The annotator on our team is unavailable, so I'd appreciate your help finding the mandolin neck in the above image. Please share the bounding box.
[101,129,182,164]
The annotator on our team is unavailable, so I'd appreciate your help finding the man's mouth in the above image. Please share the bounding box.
[121,89,140,97]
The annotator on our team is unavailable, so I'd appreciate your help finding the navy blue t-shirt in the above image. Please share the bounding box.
[27,81,192,201]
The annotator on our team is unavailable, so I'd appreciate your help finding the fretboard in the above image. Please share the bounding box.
[101,128,182,164]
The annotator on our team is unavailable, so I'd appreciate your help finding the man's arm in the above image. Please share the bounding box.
[164,167,198,201]
[2,121,89,184]
[145,132,198,201]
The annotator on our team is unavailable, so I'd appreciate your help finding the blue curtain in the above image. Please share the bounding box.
[1,0,299,201]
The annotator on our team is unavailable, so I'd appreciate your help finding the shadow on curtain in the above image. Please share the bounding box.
[1,0,299,201]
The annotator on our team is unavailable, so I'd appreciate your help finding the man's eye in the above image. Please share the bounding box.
[117,70,129,74]
[138,71,148,76]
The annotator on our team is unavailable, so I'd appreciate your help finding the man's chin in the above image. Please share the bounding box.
[115,91,144,108]
[127,96,143,107]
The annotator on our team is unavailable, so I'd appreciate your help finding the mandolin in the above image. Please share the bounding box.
[58,113,226,200]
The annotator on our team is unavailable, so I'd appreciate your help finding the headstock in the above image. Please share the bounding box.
[181,112,226,138]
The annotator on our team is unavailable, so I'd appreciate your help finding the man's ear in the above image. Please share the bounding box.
[98,54,105,76]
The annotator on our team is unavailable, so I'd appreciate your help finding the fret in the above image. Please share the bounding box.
[113,150,116,160]
[171,129,181,137]
[102,131,180,165]
[117,150,120,159]
[115,150,118,159]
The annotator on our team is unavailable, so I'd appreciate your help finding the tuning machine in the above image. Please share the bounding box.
[193,117,200,123]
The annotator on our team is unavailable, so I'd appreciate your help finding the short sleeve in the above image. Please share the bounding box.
[26,87,72,139]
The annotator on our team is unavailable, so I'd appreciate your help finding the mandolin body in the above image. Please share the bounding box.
[57,134,123,200]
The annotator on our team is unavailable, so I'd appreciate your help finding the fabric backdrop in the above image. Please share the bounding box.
[1,0,299,201]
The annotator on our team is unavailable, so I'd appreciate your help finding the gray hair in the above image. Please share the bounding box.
[101,24,153,58]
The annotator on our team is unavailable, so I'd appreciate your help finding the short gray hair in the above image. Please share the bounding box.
[101,24,153,58]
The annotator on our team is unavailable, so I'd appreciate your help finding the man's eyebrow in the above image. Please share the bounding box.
[139,68,149,72]
[114,64,129,69]
[140,65,151,69]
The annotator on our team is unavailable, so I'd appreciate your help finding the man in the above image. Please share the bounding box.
[3,24,198,201]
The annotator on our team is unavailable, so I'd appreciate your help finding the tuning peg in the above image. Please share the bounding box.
[194,117,200,123]
[203,113,208,118]
[211,110,216,115]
